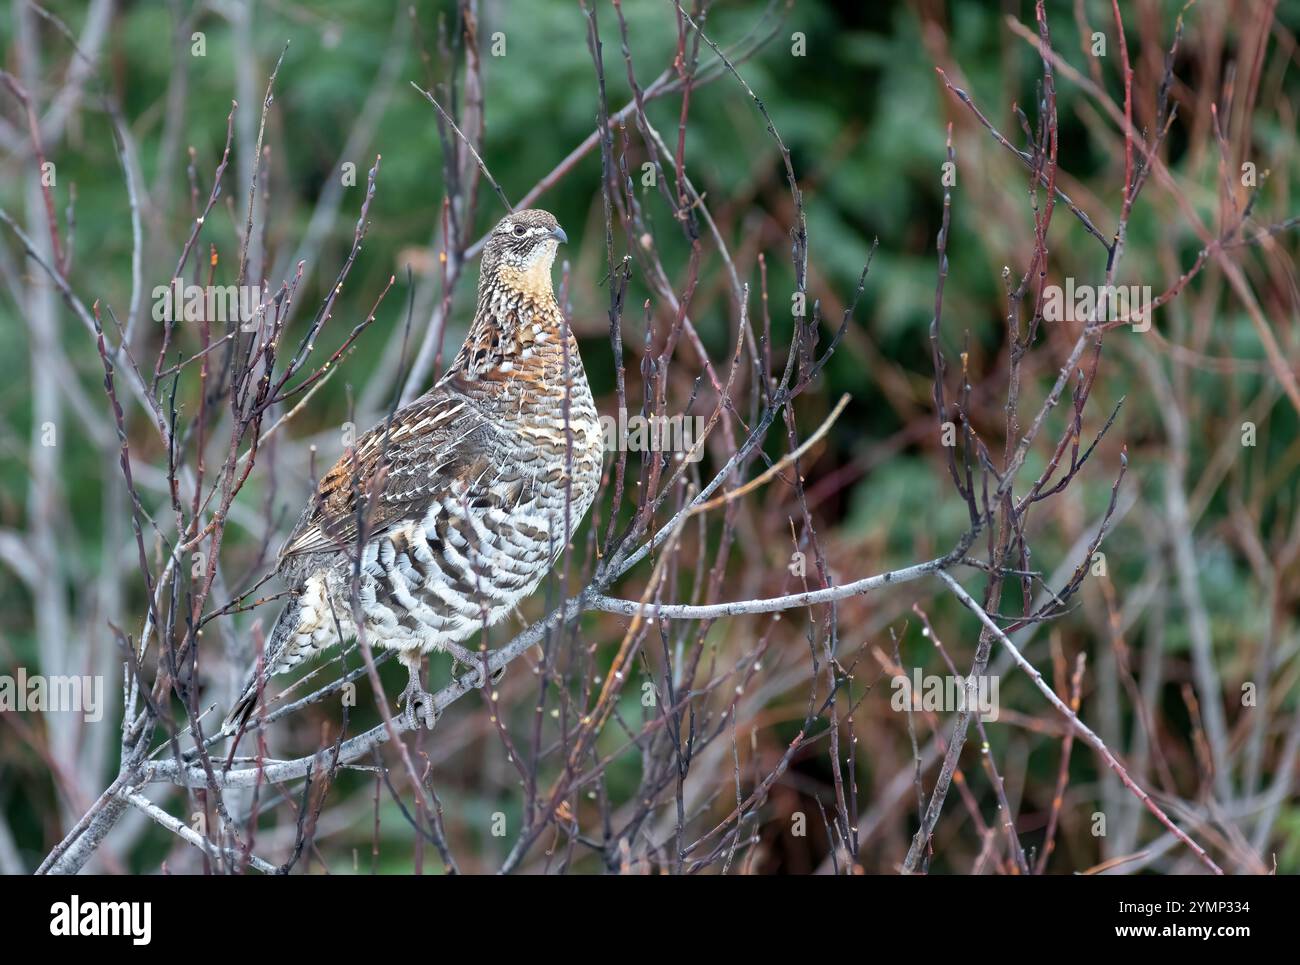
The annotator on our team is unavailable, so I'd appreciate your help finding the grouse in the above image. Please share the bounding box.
[222,208,603,733]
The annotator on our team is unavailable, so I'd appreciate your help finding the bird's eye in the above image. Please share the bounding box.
[512,224,527,237]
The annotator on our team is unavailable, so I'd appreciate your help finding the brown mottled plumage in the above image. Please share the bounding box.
[222,209,602,733]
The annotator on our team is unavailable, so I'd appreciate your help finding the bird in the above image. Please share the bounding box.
[221,208,603,734]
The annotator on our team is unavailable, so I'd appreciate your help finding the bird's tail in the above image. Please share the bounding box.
[220,593,302,736]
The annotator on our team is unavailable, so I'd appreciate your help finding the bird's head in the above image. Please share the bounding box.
[478,208,568,301]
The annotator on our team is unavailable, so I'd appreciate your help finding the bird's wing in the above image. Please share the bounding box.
[277,388,497,564]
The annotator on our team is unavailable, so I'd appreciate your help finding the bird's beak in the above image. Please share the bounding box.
[550,226,568,244]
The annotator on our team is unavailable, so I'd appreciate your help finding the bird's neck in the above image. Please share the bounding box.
[454,275,576,387]
[491,261,556,304]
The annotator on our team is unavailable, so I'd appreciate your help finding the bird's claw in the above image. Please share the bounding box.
[448,645,502,688]
[399,677,438,730]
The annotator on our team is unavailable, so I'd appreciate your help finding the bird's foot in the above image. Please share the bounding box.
[398,668,438,730]
[446,643,503,687]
